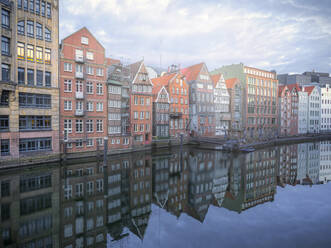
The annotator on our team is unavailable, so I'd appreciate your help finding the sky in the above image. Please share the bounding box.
[59,0,331,74]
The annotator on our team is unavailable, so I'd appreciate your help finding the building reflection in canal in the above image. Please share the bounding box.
[0,141,330,247]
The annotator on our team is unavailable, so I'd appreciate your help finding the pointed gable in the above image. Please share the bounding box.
[155,86,170,103]
[225,78,239,89]
[211,74,221,88]
[128,61,153,86]
[302,86,315,96]
[181,63,204,82]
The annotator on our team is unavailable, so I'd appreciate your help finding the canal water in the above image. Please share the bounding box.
[0,141,330,248]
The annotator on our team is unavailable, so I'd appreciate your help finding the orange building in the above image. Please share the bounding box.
[152,71,189,137]
[59,27,108,153]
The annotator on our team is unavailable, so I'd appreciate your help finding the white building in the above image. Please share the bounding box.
[303,86,321,133]
[320,84,331,132]
[319,141,331,184]
[211,74,231,136]
[297,143,308,182]
[307,142,320,184]
[298,90,308,134]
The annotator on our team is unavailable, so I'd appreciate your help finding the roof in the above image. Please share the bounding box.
[287,83,300,92]
[302,86,315,96]
[211,74,221,88]
[278,85,287,96]
[225,78,239,89]
[128,60,143,78]
[181,63,204,82]
[106,57,121,66]
[151,73,177,88]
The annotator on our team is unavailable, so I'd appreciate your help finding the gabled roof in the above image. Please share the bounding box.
[106,57,121,66]
[128,60,143,79]
[211,74,221,88]
[278,85,288,96]
[151,73,177,88]
[287,83,300,92]
[302,86,315,96]
[154,86,170,103]
[225,78,239,89]
[181,63,204,82]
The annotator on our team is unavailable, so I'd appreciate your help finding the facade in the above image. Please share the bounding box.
[181,63,215,136]
[277,144,298,186]
[225,78,242,138]
[59,27,107,153]
[320,84,331,132]
[211,74,230,136]
[319,141,331,184]
[277,74,311,86]
[298,89,308,134]
[152,86,170,138]
[303,86,321,133]
[307,142,320,184]
[297,143,308,183]
[0,0,59,163]
[151,71,189,137]
[212,64,278,140]
[128,61,153,146]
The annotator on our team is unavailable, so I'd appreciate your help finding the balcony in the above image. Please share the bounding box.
[170,112,182,118]
[75,109,84,116]
[75,71,84,79]
[75,55,84,63]
[75,91,84,99]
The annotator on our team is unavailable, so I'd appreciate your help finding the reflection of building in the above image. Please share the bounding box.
[319,141,331,184]
[277,144,298,186]
[212,152,230,206]
[297,143,308,183]
[307,142,320,184]
[0,166,60,247]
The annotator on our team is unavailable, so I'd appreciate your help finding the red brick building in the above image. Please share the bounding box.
[152,71,189,137]
[59,27,107,153]
[128,61,153,146]
[181,63,215,136]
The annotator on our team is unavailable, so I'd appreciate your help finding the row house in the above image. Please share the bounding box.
[277,84,299,136]
[0,0,59,163]
[128,61,153,146]
[212,64,278,140]
[298,88,308,134]
[319,141,331,184]
[151,70,189,137]
[60,27,107,153]
[225,78,242,138]
[181,63,215,136]
[211,73,230,136]
[320,84,331,132]
[303,86,320,133]
[277,144,298,186]
[152,85,170,138]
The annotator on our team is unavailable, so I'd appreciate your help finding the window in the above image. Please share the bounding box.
[36,46,43,62]
[140,111,144,120]
[20,193,52,216]
[29,0,35,12]
[64,100,72,110]
[96,102,103,112]
[1,139,10,156]
[18,67,25,84]
[96,83,103,95]
[86,120,93,132]
[45,72,51,87]
[46,2,51,18]
[17,42,25,59]
[19,116,51,130]
[45,27,51,41]
[146,111,150,120]
[64,224,72,238]
[19,137,52,152]
[64,80,72,92]
[2,36,10,55]
[134,111,138,119]
[27,44,34,61]
[19,93,51,108]
[1,203,10,221]
[76,120,83,133]
[1,9,9,29]
[76,80,83,92]
[96,68,103,76]
[24,0,28,10]
[1,180,10,196]
[27,69,34,85]
[36,70,43,86]
[0,90,9,106]
[35,0,40,14]
[18,0,23,8]
[140,97,144,105]
[18,21,25,35]
[140,124,144,132]
[64,119,72,133]
[96,120,103,132]
[86,101,93,111]
[96,138,103,146]
[86,66,93,75]
[36,23,43,39]
[27,20,34,37]
[41,0,45,16]
[86,82,93,94]
[81,36,89,45]
[45,48,51,64]
[123,137,129,145]
[86,52,93,60]
[86,138,93,147]
[1,64,10,81]
[19,174,51,193]
[76,139,83,148]
[64,63,72,72]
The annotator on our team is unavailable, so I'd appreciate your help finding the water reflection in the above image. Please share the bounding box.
[0,141,330,247]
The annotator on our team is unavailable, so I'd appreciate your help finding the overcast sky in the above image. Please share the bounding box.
[59,0,331,74]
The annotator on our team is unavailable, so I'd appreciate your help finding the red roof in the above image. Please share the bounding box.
[151,73,176,100]
[302,86,315,96]
[278,85,287,96]
[225,78,239,89]
[106,57,121,66]
[287,83,300,92]
[211,74,221,88]
[181,63,204,82]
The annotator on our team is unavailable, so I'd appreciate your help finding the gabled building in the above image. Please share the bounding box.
[60,27,108,153]
[303,86,321,133]
[181,63,215,136]
[225,78,242,138]
[211,74,230,136]
[128,61,153,146]
[320,84,331,132]
[298,88,308,134]
[151,70,189,137]
[152,86,170,138]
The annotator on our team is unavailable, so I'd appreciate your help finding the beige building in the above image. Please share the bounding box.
[0,0,59,166]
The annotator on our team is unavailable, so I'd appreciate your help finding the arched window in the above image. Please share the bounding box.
[36,22,43,39]
[17,21,25,35]
[27,20,34,37]
[45,27,51,42]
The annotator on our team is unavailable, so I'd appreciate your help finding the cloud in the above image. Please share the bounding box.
[59,0,331,73]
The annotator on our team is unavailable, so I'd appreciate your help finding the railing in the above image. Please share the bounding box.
[75,109,84,116]
[75,71,84,79]
[75,55,84,63]
[75,91,84,99]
